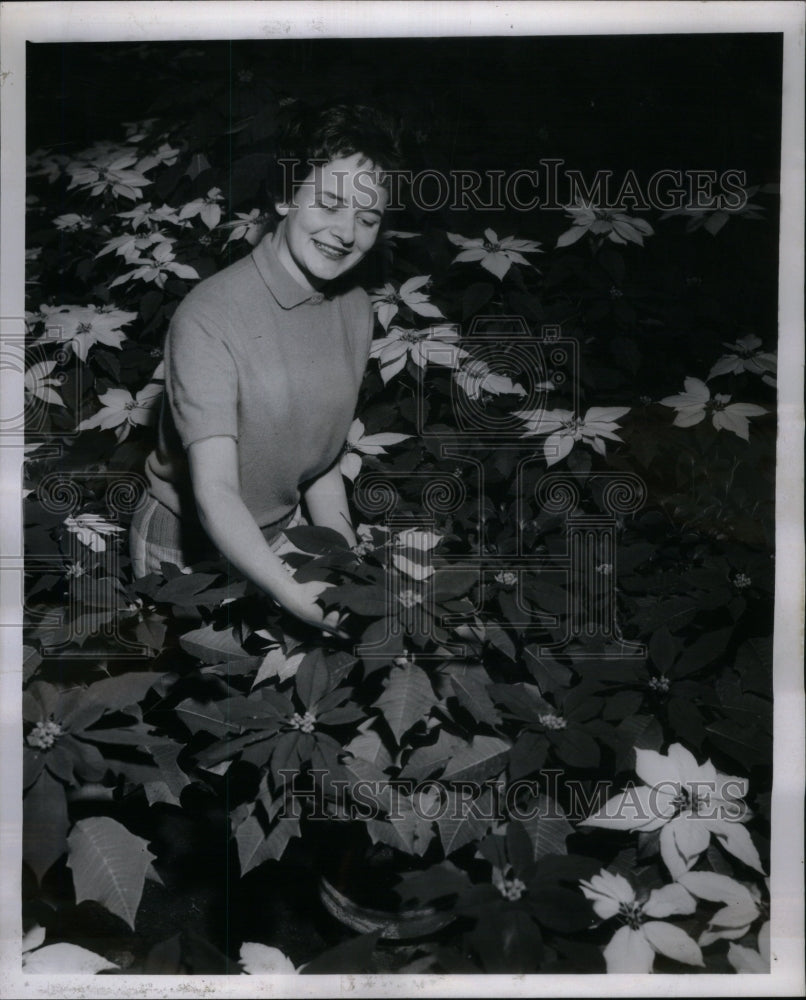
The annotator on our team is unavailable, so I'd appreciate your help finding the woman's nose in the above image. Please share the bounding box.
[330,213,355,245]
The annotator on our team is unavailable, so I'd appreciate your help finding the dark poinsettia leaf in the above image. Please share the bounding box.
[302,931,381,974]
[666,697,706,749]
[673,627,734,677]
[508,731,549,780]
[449,669,500,727]
[394,860,469,906]
[468,907,543,973]
[283,525,350,555]
[462,282,495,319]
[294,647,331,710]
[602,688,645,721]
[23,771,69,882]
[526,886,595,933]
[178,622,252,663]
[549,728,600,769]
[648,625,679,673]
[373,662,436,744]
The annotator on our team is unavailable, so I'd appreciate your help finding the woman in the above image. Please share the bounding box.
[131,105,400,635]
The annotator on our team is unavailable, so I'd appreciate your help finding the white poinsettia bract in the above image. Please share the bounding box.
[63,513,125,553]
[370,274,444,330]
[370,323,467,384]
[77,381,163,442]
[516,406,630,466]
[659,377,766,440]
[707,334,777,382]
[557,202,654,248]
[579,869,702,973]
[25,359,66,408]
[239,941,299,974]
[340,418,411,481]
[447,228,542,281]
[580,743,764,879]
[676,871,764,947]
[34,304,138,363]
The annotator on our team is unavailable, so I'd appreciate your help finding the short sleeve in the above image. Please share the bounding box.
[165,299,239,448]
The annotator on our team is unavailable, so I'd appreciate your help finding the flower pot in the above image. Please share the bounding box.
[318,875,454,940]
[310,820,454,940]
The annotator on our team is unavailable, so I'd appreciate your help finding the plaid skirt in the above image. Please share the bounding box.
[129,494,304,578]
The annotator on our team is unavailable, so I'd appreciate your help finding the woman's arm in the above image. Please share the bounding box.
[188,435,344,635]
[302,461,357,548]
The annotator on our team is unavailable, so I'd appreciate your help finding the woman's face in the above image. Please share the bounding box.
[274,152,388,290]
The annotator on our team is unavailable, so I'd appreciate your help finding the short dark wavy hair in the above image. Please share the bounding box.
[271,102,403,205]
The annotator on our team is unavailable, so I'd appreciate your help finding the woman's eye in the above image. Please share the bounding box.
[358,215,380,228]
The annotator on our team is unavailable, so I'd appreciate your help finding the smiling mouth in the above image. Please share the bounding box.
[312,239,350,260]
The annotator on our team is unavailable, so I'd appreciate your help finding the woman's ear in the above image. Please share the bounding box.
[274,201,291,217]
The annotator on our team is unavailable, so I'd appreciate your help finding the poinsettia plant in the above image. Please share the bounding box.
[20,44,777,975]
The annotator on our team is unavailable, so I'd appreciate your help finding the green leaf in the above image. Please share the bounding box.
[524,649,573,692]
[615,714,663,772]
[283,524,350,554]
[374,663,436,743]
[23,771,69,882]
[395,860,469,905]
[23,644,42,683]
[302,931,381,974]
[432,568,478,601]
[175,698,241,738]
[450,670,500,727]
[673,628,733,677]
[67,817,155,930]
[401,729,468,780]
[178,623,252,664]
[343,726,394,771]
[734,636,773,696]
[508,731,549,780]
[488,682,548,722]
[236,813,300,875]
[326,581,389,616]
[441,735,511,784]
[294,647,331,710]
[462,282,495,319]
[602,689,644,722]
[550,728,600,769]
[518,795,573,861]
[340,754,394,813]
[143,741,191,806]
[436,789,495,855]
[649,626,678,673]
[156,571,220,605]
[666,697,706,750]
[527,887,595,933]
[76,671,161,718]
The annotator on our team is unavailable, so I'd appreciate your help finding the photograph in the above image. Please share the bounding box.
[1,2,803,997]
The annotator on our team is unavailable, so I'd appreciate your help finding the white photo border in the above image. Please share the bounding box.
[1,3,803,997]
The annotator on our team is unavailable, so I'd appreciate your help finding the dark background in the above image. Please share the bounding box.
[27,33,783,182]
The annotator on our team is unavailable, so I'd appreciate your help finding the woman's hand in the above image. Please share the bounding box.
[188,437,349,638]
[274,578,348,639]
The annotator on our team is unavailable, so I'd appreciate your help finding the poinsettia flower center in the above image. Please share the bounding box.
[400,330,425,344]
[26,719,63,751]
[289,711,316,734]
[617,899,644,930]
[538,712,567,731]
[670,784,700,815]
[398,588,423,608]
